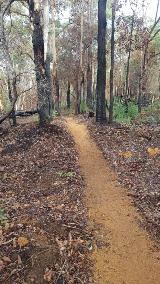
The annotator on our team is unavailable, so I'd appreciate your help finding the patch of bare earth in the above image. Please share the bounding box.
[0,120,92,284]
[88,120,160,241]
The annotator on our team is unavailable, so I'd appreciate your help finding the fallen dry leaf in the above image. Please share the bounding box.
[17,236,29,247]
[43,268,54,282]
[3,256,11,263]
[147,147,160,156]
[17,255,23,265]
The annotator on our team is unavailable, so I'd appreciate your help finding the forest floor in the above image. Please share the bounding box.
[0,118,92,284]
[0,116,160,284]
[66,117,160,284]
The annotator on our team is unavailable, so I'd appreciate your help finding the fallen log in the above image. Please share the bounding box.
[10,109,38,117]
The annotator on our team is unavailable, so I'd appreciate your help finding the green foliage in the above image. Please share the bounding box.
[80,101,89,113]
[113,99,138,124]
[57,171,76,178]
[135,100,160,125]
[52,110,60,117]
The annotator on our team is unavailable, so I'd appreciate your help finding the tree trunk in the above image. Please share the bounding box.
[43,0,49,61]
[7,77,17,126]
[96,0,107,122]
[109,1,115,123]
[125,13,134,113]
[0,5,17,126]
[28,0,52,125]
[86,51,93,109]
[86,0,93,109]
[76,0,84,114]
[50,1,60,113]
[138,44,148,113]
[55,78,60,114]
[75,79,81,115]
[67,81,71,109]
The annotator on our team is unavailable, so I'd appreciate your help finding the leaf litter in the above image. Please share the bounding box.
[0,119,92,283]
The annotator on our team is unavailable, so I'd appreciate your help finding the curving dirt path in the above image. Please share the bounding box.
[66,118,160,284]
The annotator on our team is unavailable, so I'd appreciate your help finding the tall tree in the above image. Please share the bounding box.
[124,12,135,112]
[50,0,60,114]
[109,0,116,123]
[75,0,84,115]
[86,0,93,109]
[96,0,107,122]
[28,0,52,125]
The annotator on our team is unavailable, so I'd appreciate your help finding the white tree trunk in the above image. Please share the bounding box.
[43,0,49,61]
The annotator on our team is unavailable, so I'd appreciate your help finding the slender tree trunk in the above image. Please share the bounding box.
[43,0,53,114]
[50,1,60,114]
[76,0,84,114]
[7,77,17,126]
[86,0,93,109]
[43,0,49,61]
[75,79,81,115]
[86,50,93,109]
[67,81,71,109]
[138,44,148,112]
[109,1,115,123]
[55,78,60,114]
[125,13,134,113]
[96,0,107,122]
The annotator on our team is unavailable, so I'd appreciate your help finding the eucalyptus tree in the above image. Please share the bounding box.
[96,0,107,122]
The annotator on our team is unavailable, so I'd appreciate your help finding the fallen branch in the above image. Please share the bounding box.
[11,109,38,117]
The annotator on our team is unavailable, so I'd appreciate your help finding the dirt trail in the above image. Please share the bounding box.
[66,118,160,284]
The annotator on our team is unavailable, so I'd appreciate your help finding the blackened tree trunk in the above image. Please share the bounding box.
[96,0,107,123]
[75,79,81,115]
[55,78,60,114]
[109,1,115,123]
[7,77,17,126]
[28,0,52,125]
[67,81,71,109]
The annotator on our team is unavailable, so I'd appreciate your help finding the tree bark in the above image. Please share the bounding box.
[125,13,135,113]
[67,81,71,109]
[86,0,93,109]
[28,0,52,125]
[50,1,60,113]
[75,0,84,114]
[96,0,107,122]
[75,79,81,115]
[109,1,115,123]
